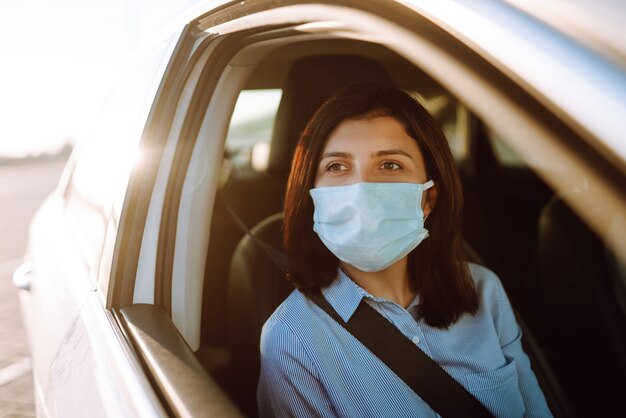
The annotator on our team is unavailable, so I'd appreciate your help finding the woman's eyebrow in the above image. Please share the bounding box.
[320,151,352,160]
[373,148,413,159]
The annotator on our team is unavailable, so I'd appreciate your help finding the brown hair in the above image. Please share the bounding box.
[283,84,478,328]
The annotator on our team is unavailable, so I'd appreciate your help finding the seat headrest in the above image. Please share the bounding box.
[538,195,602,284]
[266,55,395,177]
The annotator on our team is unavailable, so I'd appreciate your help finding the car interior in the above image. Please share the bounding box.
[190,38,626,417]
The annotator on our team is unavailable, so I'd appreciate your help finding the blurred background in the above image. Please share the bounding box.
[0,0,200,159]
[0,1,197,415]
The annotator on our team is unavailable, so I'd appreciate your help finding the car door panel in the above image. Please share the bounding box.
[22,194,90,407]
[20,195,164,417]
[118,305,243,417]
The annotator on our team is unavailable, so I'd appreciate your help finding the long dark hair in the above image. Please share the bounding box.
[283,84,478,328]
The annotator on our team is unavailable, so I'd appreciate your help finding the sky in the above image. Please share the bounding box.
[0,0,198,158]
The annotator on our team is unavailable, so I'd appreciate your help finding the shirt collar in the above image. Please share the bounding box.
[321,268,367,322]
[321,268,422,322]
[406,293,421,321]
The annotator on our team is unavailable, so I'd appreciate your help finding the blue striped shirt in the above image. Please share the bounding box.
[257,263,552,417]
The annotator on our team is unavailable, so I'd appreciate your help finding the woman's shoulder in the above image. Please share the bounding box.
[467,262,506,301]
[466,262,515,325]
[261,289,316,342]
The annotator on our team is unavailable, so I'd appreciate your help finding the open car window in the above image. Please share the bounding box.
[420,93,469,163]
[225,89,283,172]
[487,129,527,168]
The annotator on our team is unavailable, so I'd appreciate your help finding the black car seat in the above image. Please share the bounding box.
[214,54,394,416]
[526,195,626,416]
[227,213,289,408]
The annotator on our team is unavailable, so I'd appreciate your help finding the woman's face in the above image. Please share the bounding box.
[315,115,436,216]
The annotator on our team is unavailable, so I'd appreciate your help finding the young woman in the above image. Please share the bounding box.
[257,84,552,417]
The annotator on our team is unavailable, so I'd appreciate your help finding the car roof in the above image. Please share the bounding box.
[180,0,626,169]
[396,0,626,169]
[505,0,626,69]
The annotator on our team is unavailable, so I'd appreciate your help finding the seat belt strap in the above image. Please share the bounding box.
[308,290,494,418]
[217,192,288,273]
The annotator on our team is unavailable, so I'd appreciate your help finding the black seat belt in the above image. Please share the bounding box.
[308,290,494,418]
[217,192,288,272]
[218,194,493,417]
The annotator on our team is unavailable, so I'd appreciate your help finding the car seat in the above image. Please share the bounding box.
[527,194,626,416]
[227,213,289,414]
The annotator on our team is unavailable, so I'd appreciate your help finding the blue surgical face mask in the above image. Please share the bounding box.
[309,180,434,272]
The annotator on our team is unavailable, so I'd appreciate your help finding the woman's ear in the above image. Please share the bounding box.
[423,184,438,219]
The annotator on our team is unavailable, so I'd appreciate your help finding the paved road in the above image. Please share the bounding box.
[0,157,67,417]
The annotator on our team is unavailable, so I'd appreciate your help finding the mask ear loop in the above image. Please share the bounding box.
[421,180,435,220]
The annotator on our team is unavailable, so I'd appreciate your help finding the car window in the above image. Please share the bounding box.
[419,93,468,162]
[487,129,527,167]
[225,88,282,172]
[222,89,467,167]
[64,39,173,278]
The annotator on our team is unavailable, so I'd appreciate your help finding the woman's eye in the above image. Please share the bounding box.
[381,161,402,170]
[326,162,347,172]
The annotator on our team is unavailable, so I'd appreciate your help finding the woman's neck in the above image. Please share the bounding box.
[342,257,416,308]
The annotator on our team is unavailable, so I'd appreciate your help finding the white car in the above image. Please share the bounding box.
[14,0,626,417]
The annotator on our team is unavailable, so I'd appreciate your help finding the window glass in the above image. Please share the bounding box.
[442,106,469,162]
[488,130,527,167]
[224,89,464,167]
[419,93,468,162]
[64,39,172,275]
[224,89,282,171]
